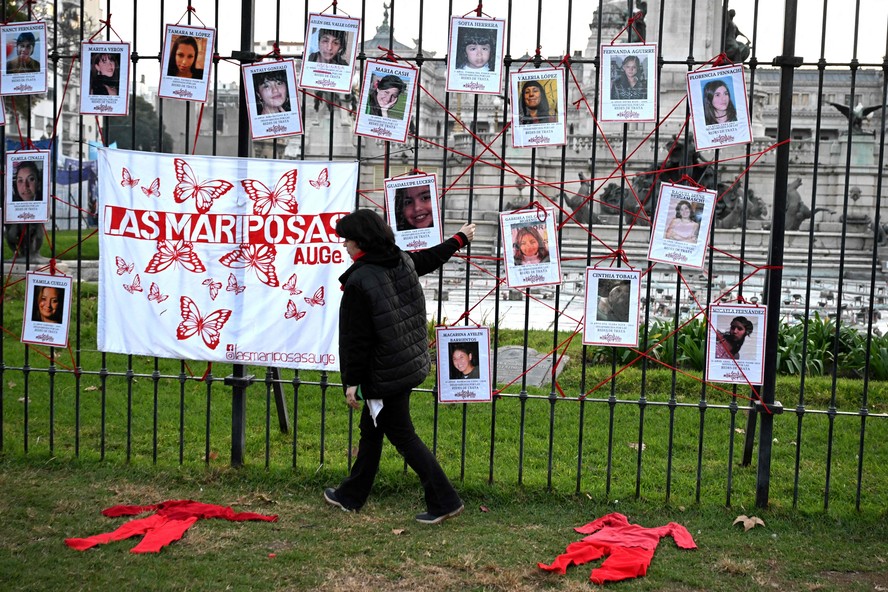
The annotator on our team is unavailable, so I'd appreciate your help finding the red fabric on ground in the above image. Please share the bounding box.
[538,512,695,584]
[65,500,278,554]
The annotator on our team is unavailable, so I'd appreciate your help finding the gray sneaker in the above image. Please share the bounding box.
[323,488,355,512]
[415,504,464,525]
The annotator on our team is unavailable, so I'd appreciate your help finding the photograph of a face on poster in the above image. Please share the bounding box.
[500,208,562,288]
[647,183,716,270]
[687,65,752,150]
[706,304,766,384]
[1,22,48,95]
[5,151,50,224]
[355,60,417,143]
[510,68,566,148]
[445,16,505,95]
[79,42,130,116]
[599,43,656,122]
[384,174,443,251]
[435,326,492,404]
[158,25,215,102]
[21,272,73,348]
[243,60,303,140]
[583,268,641,346]
[299,14,360,94]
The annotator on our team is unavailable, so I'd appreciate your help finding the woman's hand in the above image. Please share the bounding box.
[344,386,361,410]
[459,223,476,243]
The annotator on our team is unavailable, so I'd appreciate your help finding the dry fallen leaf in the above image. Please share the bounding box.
[479,505,490,513]
[8,381,16,388]
[391,528,405,535]
[733,514,765,532]
[735,428,745,434]
[628,442,646,451]
[85,386,99,392]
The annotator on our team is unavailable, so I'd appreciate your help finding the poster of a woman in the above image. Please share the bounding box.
[599,43,656,122]
[687,64,752,150]
[21,272,73,348]
[243,59,303,140]
[158,24,215,103]
[299,14,360,94]
[509,68,566,148]
[80,42,130,116]
[647,183,716,270]
[1,22,48,95]
[355,60,417,143]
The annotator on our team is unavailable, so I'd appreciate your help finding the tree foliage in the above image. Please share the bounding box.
[106,96,174,153]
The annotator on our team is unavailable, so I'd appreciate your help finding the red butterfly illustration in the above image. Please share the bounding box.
[219,244,279,287]
[202,278,222,300]
[176,296,232,350]
[145,240,206,274]
[141,178,160,198]
[173,157,234,214]
[226,273,246,295]
[304,286,325,307]
[281,273,303,296]
[121,167,139,188]
[240,169,299,216]
[147,282,169,303]
[123,274,143,294]
[285,300,306,321]
[115,256,134,275]
[308,168,330,189]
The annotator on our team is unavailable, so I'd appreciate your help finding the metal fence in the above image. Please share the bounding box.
[2,0,887,512]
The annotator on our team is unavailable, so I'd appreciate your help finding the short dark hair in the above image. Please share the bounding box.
[335,209,395,253]
[731,316,753,334]
[16,32,35,46]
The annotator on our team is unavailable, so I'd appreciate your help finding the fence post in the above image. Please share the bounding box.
[756,0,800,508]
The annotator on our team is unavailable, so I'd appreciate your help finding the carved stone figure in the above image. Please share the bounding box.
[723,9,751,63]
[827,102,886,135]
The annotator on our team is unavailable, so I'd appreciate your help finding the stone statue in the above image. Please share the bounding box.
[714,186,768,229]
[5,224,43,258]
[629,1,648,42]
[827,102,886,135]
[724,9,751,63]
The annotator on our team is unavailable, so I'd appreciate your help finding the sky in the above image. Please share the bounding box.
[96,0,887,85]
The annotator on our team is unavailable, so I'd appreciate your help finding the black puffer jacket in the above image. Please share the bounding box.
[338,234,467,398]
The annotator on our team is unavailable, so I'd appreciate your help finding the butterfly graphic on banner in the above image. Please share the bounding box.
[120,167,139,188]
[309,168,330,189]
[284,299,306,321]
[304,286,325,307]
[219,244,279,287]
[240,169,299,216]
[123,274,142,294]
[115,256,134,275]
[281,273,302,296]
[226,273,246,295]
[145,240,206,274]
[202,278,222,300]
[141,178,160,198]
[148,282,169,303]
[176,296,232,350]
[173,157,234,214]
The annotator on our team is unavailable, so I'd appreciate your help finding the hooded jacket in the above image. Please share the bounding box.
[338,233,467,398]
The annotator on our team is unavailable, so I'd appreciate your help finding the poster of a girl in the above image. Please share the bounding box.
[702,79,737,125]
[366,74,407,119]
[513,225,550,265]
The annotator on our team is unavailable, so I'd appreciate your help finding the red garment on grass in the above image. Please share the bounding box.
[538,512,696,584]
[65,500,278,554]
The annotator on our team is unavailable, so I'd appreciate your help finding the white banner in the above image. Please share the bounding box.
[97,149,357,370]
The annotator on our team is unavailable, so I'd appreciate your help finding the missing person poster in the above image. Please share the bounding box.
[299,14,360,94]
[1,21,48,95]
[706,303,766,384]
[445,16,505,95]
[687,65,752,151]
[243,60,303,140]
[384,174,442,251]
[647,183,716,270]
[583,268,641,347]
[435,326,492,404]
[158,24,215,102]
[500,208,562,288]
[5,150,50,223]
[354,60,417,143]
[22,272,73,348]
[599,43,656,122]
[80,42,130,116]
[510,68,566,148]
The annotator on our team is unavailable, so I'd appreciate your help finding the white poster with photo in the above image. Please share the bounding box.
[158,24,215,102]
[243,60,303,140]
[435,326,492,404]
[687,65,752,151]
[599,43,657,122]
[445,16,505,95]
[22,272,73,348]
[706,304,766,384]
[583,268,641,347]
[500,208,562,288]
[1,21,48,95]
[299,14,360,94]
[5,150,50,223]
[510,68,566,148]
[384,174,442,251]
[80,42,130,116]
[647,183,716,270]
[355,60,417,143]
